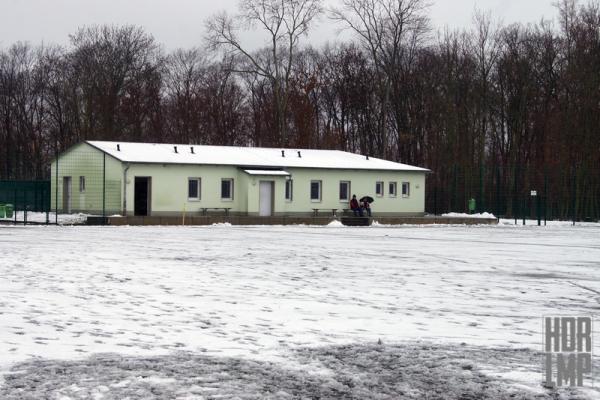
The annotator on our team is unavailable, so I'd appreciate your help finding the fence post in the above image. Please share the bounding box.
[522,193,526,226]
[495,166,501,217]
[433,182,438,216]
[13,184,17,224]
[572,164,577,226]
[23,188,27,225]
[513,165,518,225]
[452,164,457,212]
[537,193,541,226]
[479,163,484,213]
[45,183,49,225]
[55,140,59,225]
[544,167,548,226]
[102,152,106,223]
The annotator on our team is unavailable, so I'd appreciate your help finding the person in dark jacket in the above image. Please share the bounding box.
[362,198,372,217]
[350,194,363,216]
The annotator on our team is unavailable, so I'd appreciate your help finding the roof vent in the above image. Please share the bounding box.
[174,146,178,154]
[297,151,302,158]
[281,150,285,157]
[117,144,120,151]
[191,146,195,154]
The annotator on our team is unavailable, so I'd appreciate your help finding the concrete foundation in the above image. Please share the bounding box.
[96,215,498,226]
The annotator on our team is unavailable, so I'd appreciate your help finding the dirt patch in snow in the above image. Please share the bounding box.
[1,342,595,400]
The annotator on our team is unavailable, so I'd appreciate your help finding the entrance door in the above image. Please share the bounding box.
[62,176,72,213]
[134,177,151,216]
[259,181,274,216]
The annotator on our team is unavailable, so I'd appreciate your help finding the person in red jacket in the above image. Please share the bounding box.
[350,194,363,216]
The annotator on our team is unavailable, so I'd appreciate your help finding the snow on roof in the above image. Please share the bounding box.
[86,141,429,172]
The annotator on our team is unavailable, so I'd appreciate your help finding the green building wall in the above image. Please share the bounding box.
[50,143,122,214]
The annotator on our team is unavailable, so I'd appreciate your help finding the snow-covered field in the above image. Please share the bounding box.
[0,222,599,399]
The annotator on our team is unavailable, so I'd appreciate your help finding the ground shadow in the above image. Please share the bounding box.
[0,341,595,399]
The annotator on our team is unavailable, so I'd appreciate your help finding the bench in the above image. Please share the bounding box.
[312,208,339,217]
[201,207,232,216]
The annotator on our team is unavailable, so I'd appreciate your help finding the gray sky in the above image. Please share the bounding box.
[0,0,557,50]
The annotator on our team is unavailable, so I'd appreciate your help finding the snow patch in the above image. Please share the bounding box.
[326,220,344,227]
[0,224,599,398]
[499,218,600,227]
[442,212,497,219]
[1,211,88,224]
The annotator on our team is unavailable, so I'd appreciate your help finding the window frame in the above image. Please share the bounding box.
[221,178,234,201]
[339,181,350,202]
[285,179,293,202]
[188,177,201,201]
[376,181,384,197]
[310,180,322,202]
[402,181,410,198]
[389,181,397,198]
[79,176,86,193]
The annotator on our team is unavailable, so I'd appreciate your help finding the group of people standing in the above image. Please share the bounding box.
[349,194,372,217]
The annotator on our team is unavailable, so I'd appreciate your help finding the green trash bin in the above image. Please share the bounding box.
[4,204,13,218]
[0,204,5,219]
[468,198,476,214]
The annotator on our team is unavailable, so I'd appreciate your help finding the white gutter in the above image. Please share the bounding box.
[122,163,130,216]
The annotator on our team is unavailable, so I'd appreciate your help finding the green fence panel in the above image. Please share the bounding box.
[0,181,51,212]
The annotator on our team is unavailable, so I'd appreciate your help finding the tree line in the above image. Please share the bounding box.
[0,0,598,218]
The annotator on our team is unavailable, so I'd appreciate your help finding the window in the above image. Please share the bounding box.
[402,182,410,198]
[188,178,201,200]
[285,179,293,201]
[79,176,85,193]
[221,178,234,200]
[389,182,397,197]
[339,181,350,201]
[376,181,384,197]
[310,180,322,202]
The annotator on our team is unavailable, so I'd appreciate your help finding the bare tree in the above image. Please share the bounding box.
[163,48,207,143]
[331,0,431,159]
[69,25,162,140]
[470,9,501,160]
[206,0,323,145]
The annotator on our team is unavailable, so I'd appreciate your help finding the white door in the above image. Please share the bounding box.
[259,181,273,216]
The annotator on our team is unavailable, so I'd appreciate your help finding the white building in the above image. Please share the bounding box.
[51,141,430,217]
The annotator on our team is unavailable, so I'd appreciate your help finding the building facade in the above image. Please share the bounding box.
[51,141,429,217]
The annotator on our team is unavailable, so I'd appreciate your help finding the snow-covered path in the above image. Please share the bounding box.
[0,222,599,398]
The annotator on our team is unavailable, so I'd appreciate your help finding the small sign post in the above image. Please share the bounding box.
[531,190,541,226]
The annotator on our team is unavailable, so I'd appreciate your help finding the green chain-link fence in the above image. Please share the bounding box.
[1,145,121,225]
[426,164,600,223]
[0,180,51,224]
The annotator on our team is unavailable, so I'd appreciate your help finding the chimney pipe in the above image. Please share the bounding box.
[191,146,195,154]
[281,150,285,157]
[366,155,369,160]
[117,144,120,151]
[297,151,302,158]
[174,146,178,154]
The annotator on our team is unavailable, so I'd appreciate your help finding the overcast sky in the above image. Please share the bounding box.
[0,0,558,50]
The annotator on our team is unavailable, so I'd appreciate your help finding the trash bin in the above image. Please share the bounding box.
[0,204,5,219]
[468,198,476,214]
[4,204,13,218]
